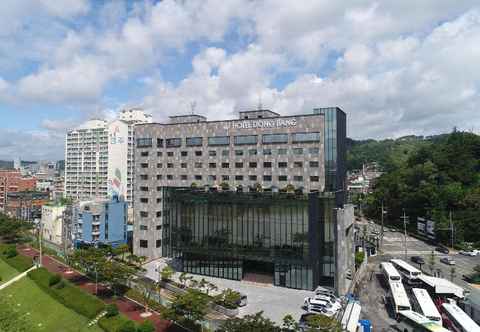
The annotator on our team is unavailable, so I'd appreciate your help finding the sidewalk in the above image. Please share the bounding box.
[17,246,182,332]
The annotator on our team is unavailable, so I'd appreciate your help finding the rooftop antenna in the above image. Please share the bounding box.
[190,101,197,115]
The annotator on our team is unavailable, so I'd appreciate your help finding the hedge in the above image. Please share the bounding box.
[28,268,105,319]
[0,244,33,272]
[98,314,137,332]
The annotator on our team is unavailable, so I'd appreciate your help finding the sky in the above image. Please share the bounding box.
[0,0,479,161]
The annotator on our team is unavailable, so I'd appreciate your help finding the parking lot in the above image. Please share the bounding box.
[143,259,312,324]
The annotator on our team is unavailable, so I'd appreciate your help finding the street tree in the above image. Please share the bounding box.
[162,288,209,331]
[0,213,33,243]
[160,266,175,281]
[217,311,279,332]
[135,278,158,315]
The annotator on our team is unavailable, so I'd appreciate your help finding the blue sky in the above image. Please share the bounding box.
[0,0,479,160]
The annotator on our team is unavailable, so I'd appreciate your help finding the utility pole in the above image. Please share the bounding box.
[401,209,409,260]
[380,201,385,248]
[38,218,43,267]
[449,210,454,248]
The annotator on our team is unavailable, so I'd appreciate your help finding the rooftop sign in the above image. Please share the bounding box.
[226,118,297,130]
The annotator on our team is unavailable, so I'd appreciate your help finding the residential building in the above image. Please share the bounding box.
[65,108,152,203]
[73,195,127,247]
[41,203,67,246]
[0,169,37,211]
[5,191,49,221]
[133,108,353,292]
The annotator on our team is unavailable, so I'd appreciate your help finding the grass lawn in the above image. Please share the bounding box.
[0,258,18,285]
[0,277,103,332]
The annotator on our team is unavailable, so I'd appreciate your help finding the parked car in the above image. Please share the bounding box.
[303,298,338,317]
[314,286,335,297]
[459,250,478,257]
[440,257,456,265]
[435,246,450,254]
[312,295,342,310]
[411,256,426,264]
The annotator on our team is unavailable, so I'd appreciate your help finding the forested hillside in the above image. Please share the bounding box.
[361,131,480,246]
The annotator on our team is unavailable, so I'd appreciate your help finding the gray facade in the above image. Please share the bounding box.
[133,109,347,262]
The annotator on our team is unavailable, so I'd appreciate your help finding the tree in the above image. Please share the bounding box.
[162,289,209,331]
[0,213,33,243]
[281,314,299,332]
[217,311,279,332]
[113,243,130,262]
[160,266,175,281]
[302,314,342,332]
[137,320,155,332]
[136,278,158,315]
[214,289,241,309]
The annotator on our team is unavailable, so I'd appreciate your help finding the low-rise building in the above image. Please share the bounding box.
[73,195,127,247]
[5,191,49,221]
[41,203,67,246]
[0,170,37,211]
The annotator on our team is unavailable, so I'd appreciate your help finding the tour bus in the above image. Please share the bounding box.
[390,280,412,314]
[442,302,480,332]
[399,310,450,332]
[411,288,442,325]
[380,262,402,283]
[391,258,422,284]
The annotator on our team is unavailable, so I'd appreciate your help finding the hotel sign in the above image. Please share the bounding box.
[227,118,297,130]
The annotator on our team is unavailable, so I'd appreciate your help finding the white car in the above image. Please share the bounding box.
[312,295,342,310]
[459,250,478,257]
[303,298,338,317]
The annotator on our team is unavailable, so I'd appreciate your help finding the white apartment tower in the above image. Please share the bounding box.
[65,108,152,202]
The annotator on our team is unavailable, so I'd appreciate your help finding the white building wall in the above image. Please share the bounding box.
[41,205,67,246]
[107,120,129,200]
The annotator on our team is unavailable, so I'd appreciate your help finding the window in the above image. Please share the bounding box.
[141,151,149,157]
[140,211,148,217]
[293,148,303,155]
[208,175,217,181]
[278,162,288,168]
[195,150,202,156]
[278,175,288,181]
[156,225,162,230]
[262,133,288,144]
[156,198,162,203]
[140,225,148,230]
[156,239,162,248]
[235,175,243,181]
[263,149,272,155]
[140,198,148,203]
[208,136,230,146]
[294,161,303,168]
[167,175,173,180]
[294,176,303,182]
[157,174,162,180]
[292,132,321,143]
[235,150,244,156]
[167,151,174,157]
[249,162,257,168]
[209,163,216,168]
[156,163,162,168]
[157,151,163,157]
[140,186,148,192]
[222,175,230,181]
[137,138,152,147]
[310,161,319,167]
[234,135,257,145]
[186,137,203,147]
[156,186,162,191]
[181,163,187,168]
[278,148,287,155]
[248,149,257,155]
[181,151,188,157]
[139,240,148,248]
[140,174,148,180]
[166,138,181,148]
[195,175,202,180]
[222,150,229,156]
[235,162,243,168]
[309,147,320,154]
[157,139,164,147]
[167,163,174,168]
[195,162,202,168]
[209,150,217,156]
[263,175,272,181]
[141,163,148,168]
[263,162,272,168]
[249,175,257,181]
[222,162,229,168]
[156,211,162,217]
[181,175,188,180]
[310,176,319,182]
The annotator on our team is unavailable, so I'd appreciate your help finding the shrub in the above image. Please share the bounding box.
[5,247,17,258]
[28,268,105,318]
[160,266,174,281]
[99,314,136,332]
[355,251,365,267]
[214,289,241,309]
[119,320,136,332]
[125,288,165,313]
[137,320,155,332]
[0,246,33,272]
[106,304,119,317]
[55,280,66,289]
[49,273,62,286]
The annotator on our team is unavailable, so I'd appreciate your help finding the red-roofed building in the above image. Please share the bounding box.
[0,170,37,211]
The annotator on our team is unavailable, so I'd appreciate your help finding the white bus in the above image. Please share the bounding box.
[390,281,412,314]
[442,302,480,332]
[411,288,442,325]
[391,259,422,283]
[381,262,402,283]
[341,301,361,332]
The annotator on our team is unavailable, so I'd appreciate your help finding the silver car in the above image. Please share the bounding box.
[440,257,456,265]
